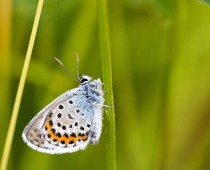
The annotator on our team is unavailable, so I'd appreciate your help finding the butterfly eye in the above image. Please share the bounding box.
[80,78,88,84]
[79,75,92,84]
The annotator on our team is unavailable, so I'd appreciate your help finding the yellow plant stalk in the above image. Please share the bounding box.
[0,0,44,170]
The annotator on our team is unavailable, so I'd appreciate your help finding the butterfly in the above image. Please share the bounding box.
[22,58,105,154]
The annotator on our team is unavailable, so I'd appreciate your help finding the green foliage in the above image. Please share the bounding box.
[0,1,44,170]
[97,0,116,169]
[1,0,210,170]
[198,0,210,6]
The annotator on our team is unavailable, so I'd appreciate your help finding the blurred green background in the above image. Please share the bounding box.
[1,0,210,170]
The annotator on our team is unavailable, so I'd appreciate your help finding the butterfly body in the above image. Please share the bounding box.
[22,75,104,154]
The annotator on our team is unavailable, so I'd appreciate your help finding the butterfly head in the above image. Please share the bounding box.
[79,75,92,84]
[79,75,103,91]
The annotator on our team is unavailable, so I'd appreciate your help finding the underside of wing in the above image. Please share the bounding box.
[22,90,93,154]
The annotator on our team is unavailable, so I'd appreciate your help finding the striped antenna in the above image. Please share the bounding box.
[53,57,79,83]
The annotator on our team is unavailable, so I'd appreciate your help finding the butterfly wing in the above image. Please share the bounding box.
[22,88,93,154]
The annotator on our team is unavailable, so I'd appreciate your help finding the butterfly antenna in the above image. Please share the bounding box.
[75,52,80,80]
[53,57,79,83]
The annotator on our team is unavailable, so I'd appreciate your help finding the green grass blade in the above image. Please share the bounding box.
[97,0,116,170]
[0,1,44,170]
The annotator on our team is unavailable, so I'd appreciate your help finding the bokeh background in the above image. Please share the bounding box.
[1,0,210,170]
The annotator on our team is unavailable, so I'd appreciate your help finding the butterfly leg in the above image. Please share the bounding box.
[93,102,113,108]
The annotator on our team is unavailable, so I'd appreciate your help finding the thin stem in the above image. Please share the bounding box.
[0,1,44,170]
[97,0,116,170]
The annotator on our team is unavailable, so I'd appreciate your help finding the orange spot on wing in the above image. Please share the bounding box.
[78,135,88,140]
[45,122,51,130]
[51,133,60,141]
[69,136,76,143]
[61,136,69,144]
[46,125,61,141]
